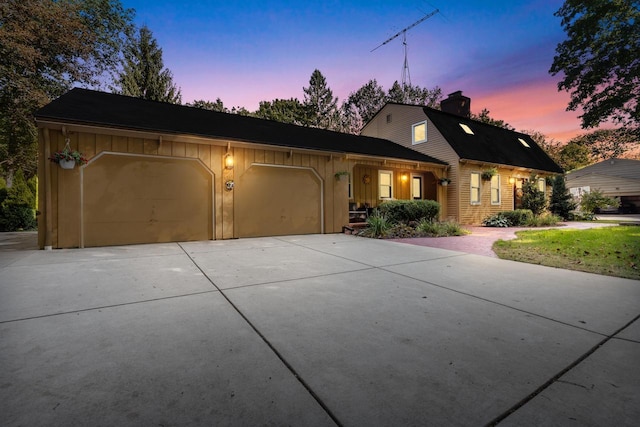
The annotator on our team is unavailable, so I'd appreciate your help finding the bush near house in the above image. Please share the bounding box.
[0,170,37,231]
[580,189,620,215]
[482,209,561,227]
[483,209,534,227]
[376,200,440,224]
[360,200,468,238]
[521,180,547,216]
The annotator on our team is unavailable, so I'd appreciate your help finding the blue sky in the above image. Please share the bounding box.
[122,0,581,141]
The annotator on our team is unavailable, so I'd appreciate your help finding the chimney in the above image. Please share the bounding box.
[440,90,471,118]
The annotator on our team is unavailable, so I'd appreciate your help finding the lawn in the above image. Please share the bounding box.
[492,225,640,280]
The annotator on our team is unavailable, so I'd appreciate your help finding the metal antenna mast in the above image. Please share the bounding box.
[371,9,439,96]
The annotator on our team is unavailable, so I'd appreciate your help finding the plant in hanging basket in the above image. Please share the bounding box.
[49,147,87,167]
[481,168,497,180]
[439,177,451,186]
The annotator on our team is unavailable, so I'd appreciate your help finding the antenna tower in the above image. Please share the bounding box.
[372,9,439,98]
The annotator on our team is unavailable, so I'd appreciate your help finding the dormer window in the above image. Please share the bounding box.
[412,121,427,145]
[518,138,530,148]
[459,123,474,135]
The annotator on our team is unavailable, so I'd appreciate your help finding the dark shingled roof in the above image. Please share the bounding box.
[35,88,447,166]
[421,107,563,173]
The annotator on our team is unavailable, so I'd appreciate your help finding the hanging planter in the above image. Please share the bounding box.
[58,159,76,170]
[49,138,88,170]
[334,171,350,181]
[481,168,497,181]
[439,177,451,186]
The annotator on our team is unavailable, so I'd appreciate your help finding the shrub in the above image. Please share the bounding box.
[376,200,440,224]
[482,209,534,227]
[549,175,576,220]
[417,219,468,236]
[363,212,391,238]
[521,179,547,216]
[580,189,619,214]
[0,169,36,231]
[501,209,534,226]
[483,213,510,227]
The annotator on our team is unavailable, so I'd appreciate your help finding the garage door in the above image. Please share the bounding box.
[83,153,213,247]
[235,165,322,238]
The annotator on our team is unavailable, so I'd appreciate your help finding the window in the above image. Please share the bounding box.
[379,170,393,199]
[412,176,422,199]
[386,114,392,123]
[470,172,481,205]
[459,123,474,135]
[412,121,427,144]
[518,138,530,148]
[348,173,353,199]
[490,174,500,205]
[537,178,546,193]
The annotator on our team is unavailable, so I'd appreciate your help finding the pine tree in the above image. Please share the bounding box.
[113,26,181,103]
[549,175,577,220]
[303,69,338,130]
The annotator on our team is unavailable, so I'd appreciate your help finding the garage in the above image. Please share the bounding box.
[235,164,322,238]
[82,153,213,247]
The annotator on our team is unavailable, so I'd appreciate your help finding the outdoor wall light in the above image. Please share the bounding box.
[224,152,234,170]
[401,173,408,183]
[508,177,516,184]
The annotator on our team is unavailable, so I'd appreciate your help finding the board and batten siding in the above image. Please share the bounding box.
[38,127,350,248]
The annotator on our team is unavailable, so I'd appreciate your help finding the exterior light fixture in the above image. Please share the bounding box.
[508,177,516,184]
[224,153,234,170]
[401,173,408,183]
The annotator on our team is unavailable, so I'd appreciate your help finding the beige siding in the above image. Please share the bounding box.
[38,127,351,248]
[566,174,640,197]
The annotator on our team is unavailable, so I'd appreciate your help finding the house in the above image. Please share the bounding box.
[361,91,564,224]
[35,88,448,249]
[566,158,640,213]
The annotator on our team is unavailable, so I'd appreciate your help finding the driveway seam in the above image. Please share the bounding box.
[380,266,611,338]
[177,243,343,427]
[0,289,219,324]
[486,313,640,426]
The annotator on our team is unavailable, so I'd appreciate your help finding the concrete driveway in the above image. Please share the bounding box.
[1,234,639,426]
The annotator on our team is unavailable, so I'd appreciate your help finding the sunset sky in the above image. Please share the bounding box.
[122,0,585,142]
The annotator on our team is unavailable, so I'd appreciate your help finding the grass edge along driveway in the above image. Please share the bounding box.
[493,225,640,280]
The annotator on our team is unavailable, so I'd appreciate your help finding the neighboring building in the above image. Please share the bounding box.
[566,158,640,213]
[35,88,447,249]
[361,91,564,224]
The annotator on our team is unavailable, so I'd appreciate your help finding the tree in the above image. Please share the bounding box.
[113,25,181,104]
[557,140,592,171]
[255,98,307,125]
[572,128,639,161]
[550,1,640,133]
[521,178,547,216]
[549,175,577,220]
[386,81,442,107]
[303,69,339,130]
[0,0,134,183]
[471,109,515,130]
[342,79,386,133]
[187,98,228,112]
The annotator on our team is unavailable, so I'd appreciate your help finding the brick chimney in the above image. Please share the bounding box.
[440,90,471,118]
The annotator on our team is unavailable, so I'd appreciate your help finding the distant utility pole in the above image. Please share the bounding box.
[371,9,439,99]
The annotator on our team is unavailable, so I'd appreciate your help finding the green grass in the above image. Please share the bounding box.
[493,225,640,280]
